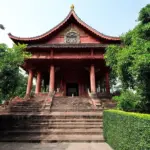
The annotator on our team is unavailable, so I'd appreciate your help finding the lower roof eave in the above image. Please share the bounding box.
[27,43,110,50]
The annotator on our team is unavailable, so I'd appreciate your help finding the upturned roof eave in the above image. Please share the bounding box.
[8,9,121,43]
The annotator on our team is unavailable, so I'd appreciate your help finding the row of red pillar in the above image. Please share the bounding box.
[26,64,110,95]
[26,65,55,95]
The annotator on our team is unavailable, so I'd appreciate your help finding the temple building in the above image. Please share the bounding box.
[9,6,121,97]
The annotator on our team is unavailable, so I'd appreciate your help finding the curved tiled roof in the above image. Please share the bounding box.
[8,9,120,43]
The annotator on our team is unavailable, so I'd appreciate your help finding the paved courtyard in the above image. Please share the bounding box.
[0,142,112,150]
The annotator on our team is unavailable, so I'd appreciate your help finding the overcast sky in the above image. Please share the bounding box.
[0,0,149,46]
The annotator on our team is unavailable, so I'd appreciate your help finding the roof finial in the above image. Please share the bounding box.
[71,4,74,10]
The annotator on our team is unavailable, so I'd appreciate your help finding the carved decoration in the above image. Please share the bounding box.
[64,30,80,44]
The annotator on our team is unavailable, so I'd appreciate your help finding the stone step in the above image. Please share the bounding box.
[53,96,90,99]
[0,134,104,142]
[9,108,43,110]
[103,103,117,107]
[9,105,43,108]
[10,100,45,104]
[51,97,93,110]
[49,112,103,116]
[1,128,103,135]
[9,109,102,112]
[11,101,44,103]
[0,112,103,117]
[50,109,103,112]
[0,115,103,120]
[8,109,44,112]
[14,122,103,126]
[52,100,91,102]
[9,104,44,107]
[12,124,103,129]
[9,103,44,106]
[30,118,103,122]
[9,107,44,109]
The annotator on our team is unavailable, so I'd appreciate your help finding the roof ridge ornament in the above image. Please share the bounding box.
[70,4,74,10]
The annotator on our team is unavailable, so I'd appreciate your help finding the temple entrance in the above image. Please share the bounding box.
[66,83,79,96]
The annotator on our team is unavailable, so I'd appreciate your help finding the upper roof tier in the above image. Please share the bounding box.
[8,7,121,44]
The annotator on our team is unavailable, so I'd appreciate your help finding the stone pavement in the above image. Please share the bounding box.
[0,142,113,150]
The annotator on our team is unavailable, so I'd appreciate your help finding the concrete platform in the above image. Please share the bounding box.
[0,142,113,150]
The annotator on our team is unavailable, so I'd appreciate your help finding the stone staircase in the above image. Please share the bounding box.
[0,96,104,142]
[101,98,117,109]
[49,96,104,142]
[7,94,49,112]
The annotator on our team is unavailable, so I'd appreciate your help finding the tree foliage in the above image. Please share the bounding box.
[0,24,5,30]
[0,43,29,103]
[105,4,150,112]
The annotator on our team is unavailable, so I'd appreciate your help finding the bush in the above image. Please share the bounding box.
[103,110,150,150]
[113,90,142,112]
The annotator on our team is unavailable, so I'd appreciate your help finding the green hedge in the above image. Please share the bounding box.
[103,110,150,150]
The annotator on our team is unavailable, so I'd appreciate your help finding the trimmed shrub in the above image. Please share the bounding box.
[103,110,150,150]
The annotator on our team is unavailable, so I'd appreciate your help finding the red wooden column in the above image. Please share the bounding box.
[105,71,110,93]
[26,69,33,95]
[49,65,55,93]
[35,71,41,94]
[90,64,96,93]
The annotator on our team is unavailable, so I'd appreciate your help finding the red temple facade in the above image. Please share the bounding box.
[9,7,121,97]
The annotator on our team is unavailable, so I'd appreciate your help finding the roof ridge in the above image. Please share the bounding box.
[9,9,120,42]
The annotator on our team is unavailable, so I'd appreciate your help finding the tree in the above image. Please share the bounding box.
[0,43,30,103]
[105,4,150,113]
[13,74,28,98]
[0,24,5,30]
